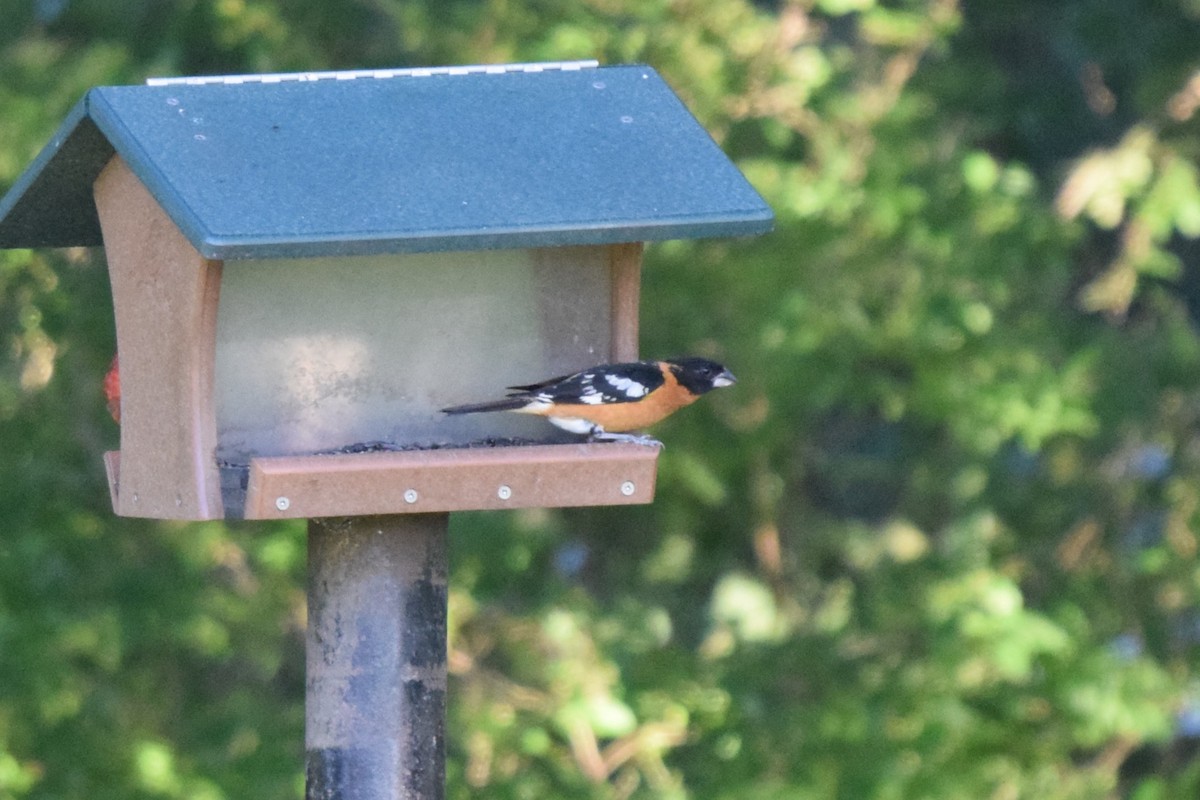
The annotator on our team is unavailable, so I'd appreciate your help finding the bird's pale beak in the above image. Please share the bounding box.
[713,369,737,388]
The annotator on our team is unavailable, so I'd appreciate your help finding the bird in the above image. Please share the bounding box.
[103,355,121,423]
[441,357,736,445]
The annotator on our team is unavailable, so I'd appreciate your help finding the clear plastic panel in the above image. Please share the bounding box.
[215,246,613,459]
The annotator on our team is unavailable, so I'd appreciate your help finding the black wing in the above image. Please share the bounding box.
[515,361,666,405]
[507,372,575,393]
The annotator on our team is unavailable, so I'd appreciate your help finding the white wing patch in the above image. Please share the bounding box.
[604,373,648,398]
[571,373,608,405]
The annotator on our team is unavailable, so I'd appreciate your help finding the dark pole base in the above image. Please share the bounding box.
[306,514,448,800]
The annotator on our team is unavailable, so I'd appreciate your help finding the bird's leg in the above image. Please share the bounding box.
[589,428,664,448]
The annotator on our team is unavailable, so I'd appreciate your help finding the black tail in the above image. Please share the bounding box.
[441,397,530,415]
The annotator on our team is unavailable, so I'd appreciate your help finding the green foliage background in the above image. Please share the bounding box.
[4,0,1200,797]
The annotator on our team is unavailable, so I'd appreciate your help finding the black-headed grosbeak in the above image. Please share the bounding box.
[441,357,736,445]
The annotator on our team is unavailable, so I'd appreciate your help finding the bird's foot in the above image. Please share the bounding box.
[590,430,664,448]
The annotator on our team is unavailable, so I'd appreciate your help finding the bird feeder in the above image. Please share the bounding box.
[0,61,771,521]
[0,61,772,799]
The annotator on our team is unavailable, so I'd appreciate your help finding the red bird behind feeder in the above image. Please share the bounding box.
[104,356,120,423]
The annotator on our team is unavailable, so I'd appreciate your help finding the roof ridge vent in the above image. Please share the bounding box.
[146,60,600,87]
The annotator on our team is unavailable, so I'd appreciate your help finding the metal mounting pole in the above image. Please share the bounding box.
[305,514,448,800]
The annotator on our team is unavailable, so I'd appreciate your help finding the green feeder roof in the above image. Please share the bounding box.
[0,62,772,259]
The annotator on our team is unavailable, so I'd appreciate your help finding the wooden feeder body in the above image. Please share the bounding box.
[97,155,647,518]
[0,63,773,521]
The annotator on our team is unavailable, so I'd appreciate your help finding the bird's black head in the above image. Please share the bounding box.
[667,357,737,395]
